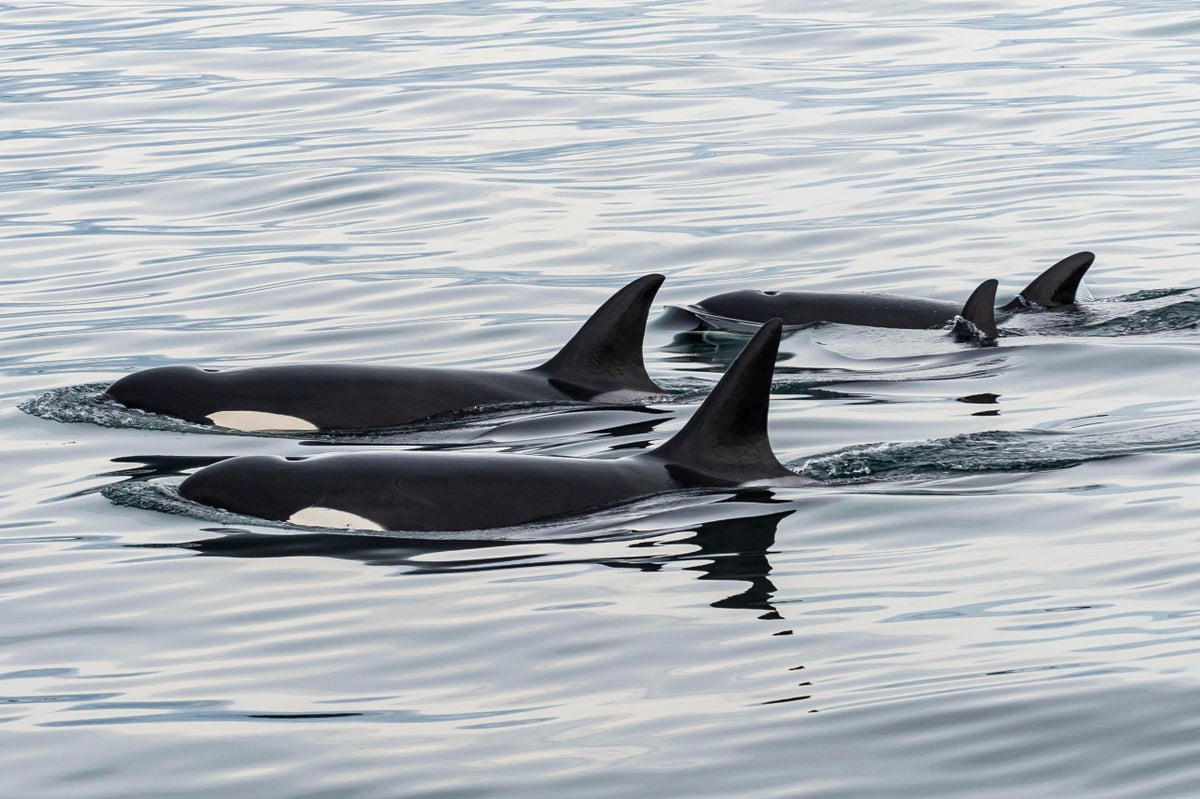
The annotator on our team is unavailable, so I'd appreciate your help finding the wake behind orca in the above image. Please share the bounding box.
[106,275,666,433]
[178,319,809,533]
[677,251,1094,339]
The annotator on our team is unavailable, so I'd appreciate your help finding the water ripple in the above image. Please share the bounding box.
[5,1,1200,797]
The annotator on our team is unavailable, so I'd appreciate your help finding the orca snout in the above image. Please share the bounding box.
[179,456,309,522]
[106,365,213,421]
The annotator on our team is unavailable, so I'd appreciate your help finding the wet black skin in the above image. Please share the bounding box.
[695,290,963,330]
[107,364,601,430]
[179,320,806,533]
[180,451,689,532]
[107,274,666,431]
[687,251,1095,331]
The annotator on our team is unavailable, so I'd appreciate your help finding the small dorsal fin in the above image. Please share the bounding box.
[645,319,792,483]
[953,278,999,344]
[1002,251,1094,310]
[534,274,665,396]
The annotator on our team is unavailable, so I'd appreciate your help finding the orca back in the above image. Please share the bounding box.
[180,451,669,532]
[691,290,960,330]
[108,274,667,431]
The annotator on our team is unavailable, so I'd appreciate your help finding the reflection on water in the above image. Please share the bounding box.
[176,501,793,619]
[678,507,790,617]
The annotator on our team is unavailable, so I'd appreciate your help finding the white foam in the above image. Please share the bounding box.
[288,506,384,531]
[589,388,662,403]
[206,410,319,432]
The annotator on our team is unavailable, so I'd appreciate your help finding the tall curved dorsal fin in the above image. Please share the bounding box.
[645,319,792,483]
[535,274,665,396]
[1002,251,1095,310]
[952,278,999,344]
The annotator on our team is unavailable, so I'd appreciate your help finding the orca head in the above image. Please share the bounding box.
[106,365,220,423]
[179,455,315,523]
[107,366,319,430]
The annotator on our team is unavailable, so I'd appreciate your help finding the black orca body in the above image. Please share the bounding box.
[682,252,1095,339]
[107,275,666,432]
[179,320,807,533]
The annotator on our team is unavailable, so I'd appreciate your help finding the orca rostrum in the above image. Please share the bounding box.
[178,319,807,533]
[107,275,667,432]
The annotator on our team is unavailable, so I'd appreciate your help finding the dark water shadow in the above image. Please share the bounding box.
[144,498,796,619]
[626,506,791,618]
[663,332,1018,404]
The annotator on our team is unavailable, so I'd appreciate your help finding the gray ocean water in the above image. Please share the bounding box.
[4,2,1200,797]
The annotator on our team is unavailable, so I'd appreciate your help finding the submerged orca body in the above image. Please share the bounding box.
[682,252,1095,339]
[179,320,806,533]
[107,275,666,432]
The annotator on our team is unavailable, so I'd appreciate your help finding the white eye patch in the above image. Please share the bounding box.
[287,506,384,532]
[206,410,319,432]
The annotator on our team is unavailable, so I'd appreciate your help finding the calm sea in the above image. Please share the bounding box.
[4,2,1200,797]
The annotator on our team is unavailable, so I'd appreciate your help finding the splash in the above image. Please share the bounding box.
[19,383,214,432]
[1008,292,1200,338]
[798,422,1200,481]
[100,479,263,527]
[1068,299,1200,336]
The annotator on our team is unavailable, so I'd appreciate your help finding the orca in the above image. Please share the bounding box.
[678,251,1095,340]
[178,319,808,533]
[106,275,666,432]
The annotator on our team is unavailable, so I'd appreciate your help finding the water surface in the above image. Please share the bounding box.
[4,2,1200,797]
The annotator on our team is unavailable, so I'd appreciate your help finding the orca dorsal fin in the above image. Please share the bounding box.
[952,278,999,344]
[1002,251,1094,310]
[534,274,665,396]
[646,318,792,483]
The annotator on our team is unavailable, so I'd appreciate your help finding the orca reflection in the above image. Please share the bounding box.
[173,503,794,618]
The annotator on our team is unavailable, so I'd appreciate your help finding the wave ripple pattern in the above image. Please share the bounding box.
[3,2,1200,798]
